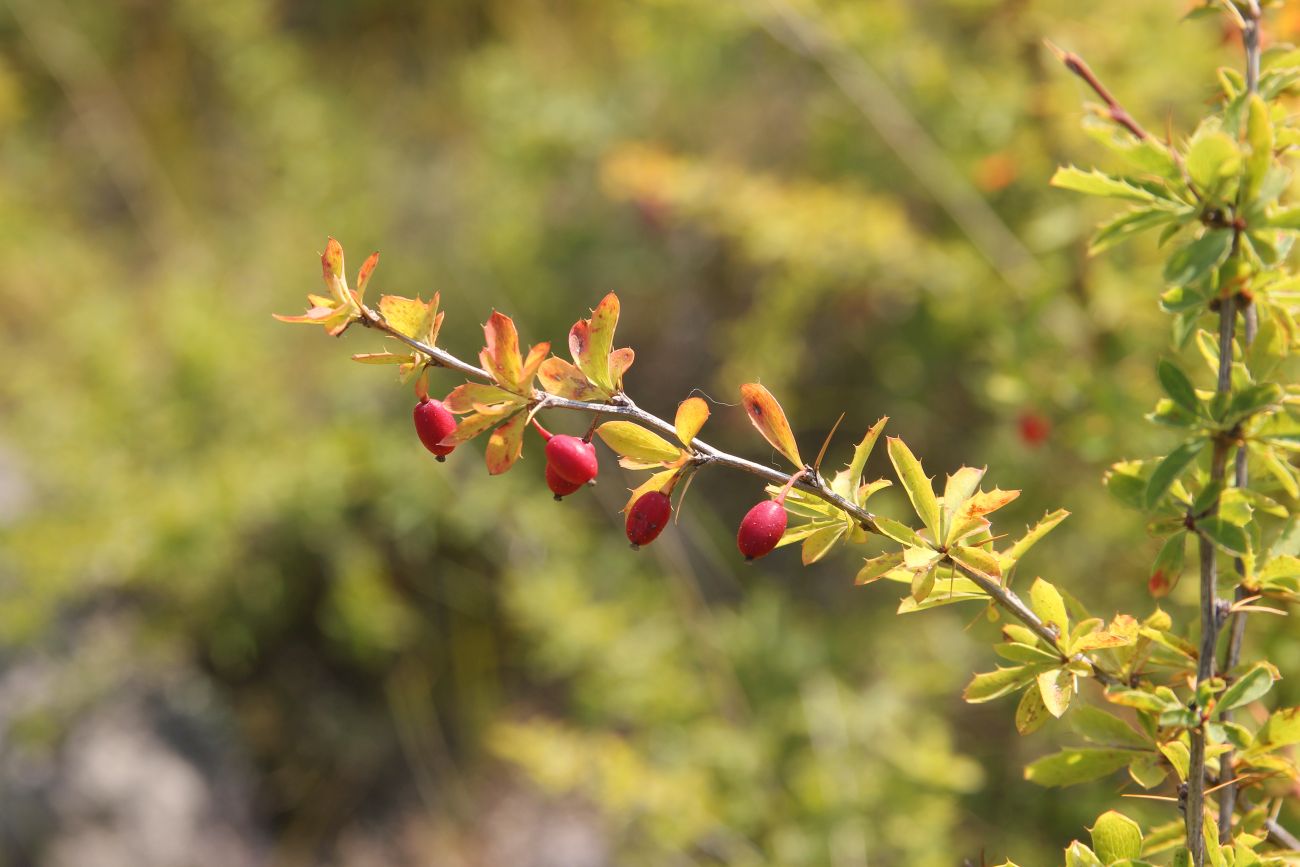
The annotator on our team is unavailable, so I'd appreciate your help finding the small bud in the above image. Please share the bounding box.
[414,398,457,457]
[545,435,599,485]
[737,499,788,561]
[626,490,672,548]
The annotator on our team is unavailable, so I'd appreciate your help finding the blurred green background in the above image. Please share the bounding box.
[2,0,1297,864]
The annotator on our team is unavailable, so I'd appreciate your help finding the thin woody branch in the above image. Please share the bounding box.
[359,303,1119,684]
[1044,40,1150,142]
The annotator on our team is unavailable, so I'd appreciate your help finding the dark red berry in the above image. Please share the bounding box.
[546,463,584,500]
[545,435,599,485]
[414,398,457,459]
[1017,411,1051,447]
[626,490,671,549]
[737,499,787,561]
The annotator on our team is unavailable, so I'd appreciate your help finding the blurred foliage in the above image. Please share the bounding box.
[1,0,1298,864]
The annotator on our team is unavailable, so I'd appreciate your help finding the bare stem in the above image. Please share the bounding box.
[358,304,1119,683]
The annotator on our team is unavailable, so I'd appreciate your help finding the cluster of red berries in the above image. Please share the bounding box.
[415,399,791,560]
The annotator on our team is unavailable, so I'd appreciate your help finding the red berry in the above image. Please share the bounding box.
[626,490,672,549]
[737,499,788,561]
[1017,411,1051,447]
[546,464,584,500]
[414,398,457,460]
[545,435,599,485]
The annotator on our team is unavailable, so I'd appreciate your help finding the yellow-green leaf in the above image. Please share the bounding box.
[674,397,710,447]
[538,357,606,401]
[1091,810,1143,864]
[951,545,1002,580]
[379,293,438,341]
[484,412,527,475]
[1030,577,1069,638]
[886,437,940,539]
[596,421,683,464]
[740,383,803,467]
[1037,668,1075,718]
[802,523,847,565]
[1017,684,1051,734]
[847,417,888,504]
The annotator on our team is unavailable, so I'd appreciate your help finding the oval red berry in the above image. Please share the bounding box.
[626,490,672,548]
[737,499,787,561]
[545,435,599,484]
[414,399,458,457]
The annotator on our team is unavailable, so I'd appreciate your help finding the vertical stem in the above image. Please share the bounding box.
[1216,1,1262,839]
[1187,290,1236,865]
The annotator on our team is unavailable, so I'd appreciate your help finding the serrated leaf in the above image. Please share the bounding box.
[1217,664,1275,713]
[1090,207,1183,255]
[1002,510,1070,572]
[1051,166,1162,202]
[1144,440,1206,509]
[1092,811,1143,864]
[1038,669,1075,718]
[740,383,802,468]
[951,545,1002,580]
[444,383,524,414]
[674,397,710,447]
[1017,684,1052,734]
[538,357,606,401]
[484,411,527,475]
[942,466,985,540]
[802,523,847,565]
[1024,749,1134,787]
[855,552,904,585]
[874,516,927,549]
[570,293,620,392]
[351,351,416,366]
[1030,577,1069,638]
[886,437,940,539]
[480,312,524,391]
[596,421,683,464]
[846,417,888,505]
[962,487,1020,519]
[379,294,439,341]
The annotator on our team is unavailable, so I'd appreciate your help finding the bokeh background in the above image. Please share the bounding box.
[2,1,1298,865]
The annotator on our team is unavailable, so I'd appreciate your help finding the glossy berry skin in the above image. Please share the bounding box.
[545,435,599,485]
[626,491,672,549]
[737,500,787,561]
[414,398,457,459]
[546,464,584,500]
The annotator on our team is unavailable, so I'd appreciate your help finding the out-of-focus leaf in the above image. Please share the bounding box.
[1051,166,1166,202]
[1144,440,1205,509]
[1147,532,1187,598]
[1217,664,1276,714]
[740,383,802,468]
[1037,668,1074,718]
[1197,517,1250,557]
[1071,706,1149,749]
[1157,360,1201,416]
[1092,810,1143,864]
[1024,749,1134,787]
[1163,230,1232,286]
[1186,129,1241,191]
[1002,510,1070,572]
[964,666,1034,703]
[1016,684,1051,734]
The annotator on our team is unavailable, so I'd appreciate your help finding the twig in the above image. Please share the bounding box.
[358,303,1121,682]
[1217,1,1264,838]
[1044,41,1150,142]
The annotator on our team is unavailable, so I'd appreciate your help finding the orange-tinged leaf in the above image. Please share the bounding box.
[674,397,710,446]
[444,410,505,446]
[963,488,1021,518]
[538,357,606,401]
[274,305,337,324]
[609,347,635,390]
[740,383,802,467]
[444,383,522,414]
[485,412,527,475]
[322,237,347,303]
[585,292,620,391]
[521,342,551,385]
[428,309,445,347]
[481,312,523,391]
[596,421,683,464]
[355,251,379,302]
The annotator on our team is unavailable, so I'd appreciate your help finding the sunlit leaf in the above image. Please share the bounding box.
[596,421,683,464]
[484,411,527,475]
[1024,749,1134,787]
[1030,578,1069,638]
[740,383,803,467]
[886,437,940,538]
[674,397,710,447]
[538,357,606,401]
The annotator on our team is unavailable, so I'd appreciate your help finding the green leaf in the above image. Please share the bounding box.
[1071,706,1150,749]
[887,437,941,540]
[1017,684,1052,735]
[595,421,683,464]
[1163,230,1232,286]
[1092,811,1143,864]
[1217,664,1275,713]
[1090,207,1183,255]
[1158,740,1191,781]
[1197,517,1250,558]
[1128,753,1168,789]
[802,523,847,565]
[1029,577,1069,638]
[1002,510,1070,572]
[950,545,1002,580]
[1245,95,1273,200]
[1157,360,1201,416]
[964,666,1034,703]
[1144,440,1206,509]
[942,466,985,540]
[1253,707,1300,751]
[1265,203,1300,230]
[1038,668,1075,718]
[1223,382,1283,425]
[1186,129,1241,191]
[874,515,927,549]
[1051,166,1163,202]
[1148,532,1187,598]
[846,417,888,504]
[855,551,904,585]
[1065,842,1104,867]
[1024,749,1135,787]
